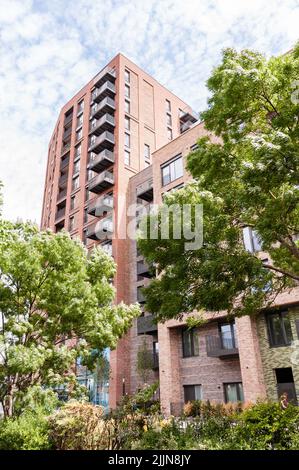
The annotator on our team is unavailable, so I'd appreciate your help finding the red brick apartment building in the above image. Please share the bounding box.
[41,55,299,413]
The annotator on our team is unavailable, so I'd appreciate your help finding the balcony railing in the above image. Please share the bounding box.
[89,149,114,173]
[86,217,113,240]
[89,114,115,135]
[64,113,73,126]
[58,173,68,188]
[93,67,116,88]
[87,194,113,216]
[61,142,71,155]
[137,288,146,304]
[63,126,72,140]
[179,108,199,124]
[137,315,157,335]
[60,155,70,171]
[137,260,153,278]
[88,171,114,194]
[90,97,115,119]
[57,188,67,202]
[88,131,115,153]
[205,335,239,358]
[55,207,66,221]
[92,81,116,102]
[136,178,154,202]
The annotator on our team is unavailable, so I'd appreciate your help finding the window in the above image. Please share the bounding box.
[182,328,199,357]
[90,134,96,145]
[124,150,130,166]
[161,155,183,186]
[184,385,202,403]
[125,116,130,131]
[125,69,130,83]
[72,176,79,191]
[77,114,83,128]
[266,310,293,347]
[167,127,173,140]
[82,229,87,246]
[166,99,171,112]
[77,100,84,114]
[70,195,76,211]
[243,227,262,252]
[144,144,150,162]
[220,323,238,349]
[69,216,75,231]
[166,113,172,127]
[224,383,244,403]
[125,84,130,98]
[125,99,130,114]
[76,128,82,141]
[75,144,81,159]
[125,132,130,148]
[73,159,80,175]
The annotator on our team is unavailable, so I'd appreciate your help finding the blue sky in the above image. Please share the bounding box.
[0,0,299,222]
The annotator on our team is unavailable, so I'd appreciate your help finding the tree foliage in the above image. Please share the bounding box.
[0,221,140,416]
[138,45,299,322]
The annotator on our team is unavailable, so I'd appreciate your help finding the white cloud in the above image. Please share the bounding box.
[0,0,298,222]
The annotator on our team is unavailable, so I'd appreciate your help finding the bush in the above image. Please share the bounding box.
[48,401,108,450]
[228,401,299,450]
[0,412,50,450]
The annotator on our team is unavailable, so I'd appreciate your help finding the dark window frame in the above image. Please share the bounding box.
[218,322,237,349]
[223,382,244,403]
[266,310,293,348]
[182,328,199,358]
[183,384,202,403]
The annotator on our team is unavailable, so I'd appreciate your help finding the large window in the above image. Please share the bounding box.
[243,227,262,252]
[182,328,199,357]
[125,69,130,83]
[220,323,238,349]
[184,385,202,403]
[266,310,293,347]
[125,116,130,131]
[161,155,183,186]
[125,99,130,114]
[224,383,244,403]
[125,84,130,98]
[144,144,150,162]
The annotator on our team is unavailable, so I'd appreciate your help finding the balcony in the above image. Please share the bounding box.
[137,260,153,278]
[63,126,72,140]
[64,113,73,126]
[60,155,70,171]
[55,207,66,221]
[137,287,146,304]
[179,108,199,124]
[92,81,116,102]
[57,188,67,202]
[88,131,115,153]
[87,194,113,216]
[61,142,71,155]
[90,114,115,135]
[58,173,68,188]
[86,217,113,240]
[89,149,114,172]
[90,97,115,119]
[93,68,116,88]
[137,315,157,335]
[136,178,154,202]
[88,171,114,194]
[205,335,239,359]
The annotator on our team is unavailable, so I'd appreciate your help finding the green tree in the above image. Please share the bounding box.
[0,221,140,417]
[138,45,299,323]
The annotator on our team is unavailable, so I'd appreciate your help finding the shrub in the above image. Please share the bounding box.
[48,401,107,450]
[230,401,299,450]
[0,412,50,450]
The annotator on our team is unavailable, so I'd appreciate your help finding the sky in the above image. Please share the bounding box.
[0,0,298,223]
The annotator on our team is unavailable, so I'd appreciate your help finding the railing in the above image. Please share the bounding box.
[205,335,239,358]
[93,67,116,87]
[89,131,115,151]
[61,142,71,155]
[90,114,115,131]
[58,173,68,187]
[137,315,157,335]
[60,155,70,170]
[64,113,73,126]
[88,194,113,215]
[90,97,115,118]
[55,207,66,220]
[92,81,116,101]
[57,188,67,201]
